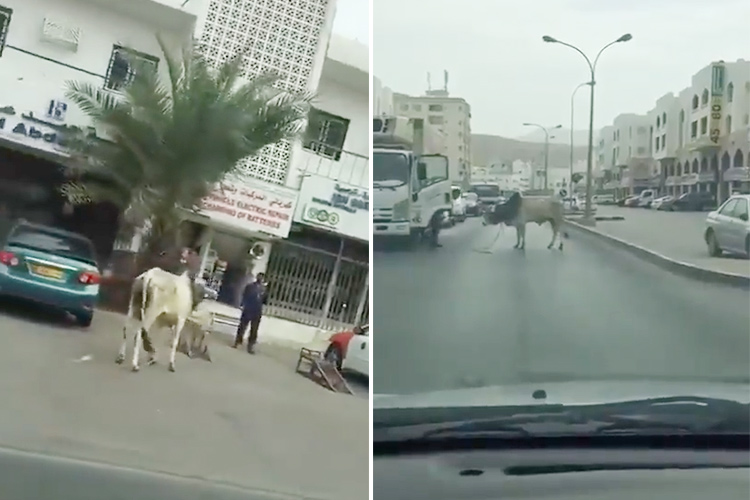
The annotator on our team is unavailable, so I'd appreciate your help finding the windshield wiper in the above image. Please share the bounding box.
[375,396,749,442]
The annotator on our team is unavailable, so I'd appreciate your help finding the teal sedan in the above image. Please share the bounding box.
[0,221,100,327]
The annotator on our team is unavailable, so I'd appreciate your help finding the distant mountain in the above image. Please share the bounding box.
[515,128,596,145]
[471,134,589,168]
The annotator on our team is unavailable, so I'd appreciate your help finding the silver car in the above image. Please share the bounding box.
[704,194,750,257]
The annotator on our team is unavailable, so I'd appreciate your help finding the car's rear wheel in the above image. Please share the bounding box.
[324,344,343,370]
[75,311,93,327]
[706,229,722,257]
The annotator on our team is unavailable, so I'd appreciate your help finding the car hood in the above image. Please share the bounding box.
[373,380,750,410]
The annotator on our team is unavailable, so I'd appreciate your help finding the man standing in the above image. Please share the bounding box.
[233,272,268,354]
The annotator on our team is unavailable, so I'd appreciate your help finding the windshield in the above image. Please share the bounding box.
[372,0,750,446]
[470,184,500,197]
[373,152,410,187]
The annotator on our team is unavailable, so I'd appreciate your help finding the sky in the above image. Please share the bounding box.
[373,0,750,138]
[332,0,370,45]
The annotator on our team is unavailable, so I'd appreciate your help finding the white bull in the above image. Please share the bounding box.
[483,192,568,250]
[116,261,194,373]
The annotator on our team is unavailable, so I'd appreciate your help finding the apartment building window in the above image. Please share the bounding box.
[655,136,660,151]
[690,120,698,138]
[692,95,699,110]
[428,115,443,125]
[700,116,707,135]
[0,5,12,58]
[303,108,350,162]
[726,115,732,133]
[105,45,159,91]
[662,112,666,125]
[701,89,708,106]
[661,134,666,149]
[656,116,661,128]
[428,104,443,112]
[727,83,734,103]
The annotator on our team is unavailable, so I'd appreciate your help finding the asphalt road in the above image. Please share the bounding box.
[0,300,368,500]
[372,217,750,395]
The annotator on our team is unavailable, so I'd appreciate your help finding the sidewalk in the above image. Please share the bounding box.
[198,301,336,350]
[573,206,750,278]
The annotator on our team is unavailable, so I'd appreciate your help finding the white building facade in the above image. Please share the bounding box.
[392,90,473,188]
[0,0,368,329]
[373,76,394,116]
[597,59,750,200]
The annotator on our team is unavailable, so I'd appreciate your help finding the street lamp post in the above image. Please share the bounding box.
[523,122,562,191]
[569,82,592,197]
[542,33,632,224]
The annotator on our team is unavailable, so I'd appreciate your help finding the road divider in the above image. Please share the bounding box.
[565,218,750,289]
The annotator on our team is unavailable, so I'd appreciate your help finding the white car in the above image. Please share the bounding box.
[705,194,750,257]
[651,195,673,210]
[341,324,369,378]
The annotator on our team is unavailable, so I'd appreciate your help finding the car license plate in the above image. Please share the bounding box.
[31,265,64,279]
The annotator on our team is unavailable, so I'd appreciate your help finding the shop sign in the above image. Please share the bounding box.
[709,62,725,145]
[0,113,66,154]
[697,172,715,183]
[294,175,369,241]
[199,178,298,238]
[681,173,699,185]
[723,167,750,182]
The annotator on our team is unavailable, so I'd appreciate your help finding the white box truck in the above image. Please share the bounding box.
[372,116,451,247]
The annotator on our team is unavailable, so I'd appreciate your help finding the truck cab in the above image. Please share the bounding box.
[372,117,451,245]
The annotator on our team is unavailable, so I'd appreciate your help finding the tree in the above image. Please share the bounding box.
[60,36,312,257]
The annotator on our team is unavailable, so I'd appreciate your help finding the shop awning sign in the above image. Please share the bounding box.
[198,178,298,238]
[294,175,369,242]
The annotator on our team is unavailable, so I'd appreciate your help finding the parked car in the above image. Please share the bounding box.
[671,191,716,211]
[635,189,657,208]
[704,194,750,258]
[324,324,370,378]
[624,196,640,207]
[0,220,100,326]
[462,192,480,216]
[651,195,674,210]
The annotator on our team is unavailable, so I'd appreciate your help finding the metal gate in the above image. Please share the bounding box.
[263,240,369,330]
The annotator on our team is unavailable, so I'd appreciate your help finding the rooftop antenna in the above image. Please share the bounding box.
[444,70,449,92]
[427,72,431,91]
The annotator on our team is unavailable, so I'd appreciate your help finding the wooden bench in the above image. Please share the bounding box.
[295,348,353,395]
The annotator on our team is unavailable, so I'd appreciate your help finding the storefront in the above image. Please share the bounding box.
[257,173,370,329]
[181,177,298,308]
[0,105,119,261]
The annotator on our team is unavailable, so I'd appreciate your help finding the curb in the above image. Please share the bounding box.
[565,219,750,289]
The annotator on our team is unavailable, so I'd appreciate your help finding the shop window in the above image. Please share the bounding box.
[104,45,159,92]
[303,108,350,162]
[0,5,12,58]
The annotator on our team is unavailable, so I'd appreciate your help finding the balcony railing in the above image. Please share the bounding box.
[297,140,369,188]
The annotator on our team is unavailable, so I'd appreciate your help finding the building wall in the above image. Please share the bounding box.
[196,0,338,186]
[0,0,195,131]
[392,93,473,186]
[372,76,393,116]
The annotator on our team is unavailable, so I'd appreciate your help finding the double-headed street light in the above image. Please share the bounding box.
[523,122,562,191]
[542,33,632,224]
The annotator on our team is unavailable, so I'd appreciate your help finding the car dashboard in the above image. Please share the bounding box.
[374,448,749,500]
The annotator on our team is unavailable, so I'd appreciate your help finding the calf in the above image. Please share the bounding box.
[116,250,195,372]
[483,192,567,250]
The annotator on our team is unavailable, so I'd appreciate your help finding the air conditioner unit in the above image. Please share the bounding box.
[41,18,81,51]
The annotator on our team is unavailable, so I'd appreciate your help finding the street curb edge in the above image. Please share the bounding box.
[565,219,750,289]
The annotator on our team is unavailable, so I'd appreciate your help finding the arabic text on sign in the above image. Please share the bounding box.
[203,190,292,230]
[0,118,60,144]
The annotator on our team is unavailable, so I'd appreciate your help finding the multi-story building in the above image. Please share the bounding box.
[372,76,394,116]
[0,0,197,257]
[392,84,472,188]
[0,0,369,330]
[597,59,750,201]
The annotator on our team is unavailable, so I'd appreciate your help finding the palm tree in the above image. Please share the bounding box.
[60,36,312,258]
